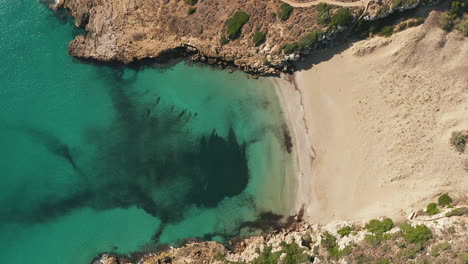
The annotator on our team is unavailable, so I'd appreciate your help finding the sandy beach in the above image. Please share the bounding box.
[276,12,468,224]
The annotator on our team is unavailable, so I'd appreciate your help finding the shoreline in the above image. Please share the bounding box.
[270,75,317,217]
[271,13,467,224]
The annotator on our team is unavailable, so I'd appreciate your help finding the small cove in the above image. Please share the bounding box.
[0,1,296,263]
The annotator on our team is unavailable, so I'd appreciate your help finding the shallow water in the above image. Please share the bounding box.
[0,1,294,263]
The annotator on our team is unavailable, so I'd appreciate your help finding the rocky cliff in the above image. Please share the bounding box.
[52,0,423,75]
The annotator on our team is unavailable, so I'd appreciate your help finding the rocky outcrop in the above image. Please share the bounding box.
[52,0,426,75]
[92,204,467,264]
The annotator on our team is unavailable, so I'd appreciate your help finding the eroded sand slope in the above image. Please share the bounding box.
[296,12,467,223]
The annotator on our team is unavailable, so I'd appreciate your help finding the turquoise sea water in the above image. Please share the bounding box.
[0,1,294,263]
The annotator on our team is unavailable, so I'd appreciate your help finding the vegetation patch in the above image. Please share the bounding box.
[184,0,198,5]
[282,29,323,54]
[426,203,440,215]
[438,193,453,207]
[431,242,451,257]
[365,218,394,235]
[278,3,293,21]
[450,131,467,153]
[338,226,352,237]
[330,8,353,27]
[439,1,468,36]
[316,3,331,26]
[445,207,468,217]
[187,7,196,15]
[226,11,250,40]
[379,25,393,37]
[281,242,311,264]
[321,232,350,260]
[252,31,266,46]
[400,223,432,244]
[398,243,424,259]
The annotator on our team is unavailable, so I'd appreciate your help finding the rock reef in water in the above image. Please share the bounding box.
[52,0,421,75]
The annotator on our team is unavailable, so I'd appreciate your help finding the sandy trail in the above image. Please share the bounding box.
[280,0,365,8]
[277,13,468,223]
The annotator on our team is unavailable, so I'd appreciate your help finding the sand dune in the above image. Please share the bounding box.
[277,12,468,223]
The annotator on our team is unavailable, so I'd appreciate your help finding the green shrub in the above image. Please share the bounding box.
[438,193,453,207]
[431,242,451,257]
[184,0,198,5]
[455,16,468,36]
[278,3,293,21]
[251,246,281,264]
[426,203,440,215]
[321,232,351,260]
[220,36,229,45]
[298,29,323,49]
[226,11,250,39]
[330,8,353,27]
[316,3,331,26]
[447,226,456,234]
[187,7,196,15]
[338,226,352,237]
[450,131,467,152]
[281,242,311,264]
[364,234,383,247]
[399,243,423,259]
[400,223,432,244]
[316,2,329,12]
[252,31,266,46]
[365,218,394,235]
[375,257,390,264]
[282,42,299,54]
[379,26,393,37]
[440,12,456,31]
[446,207,468,217]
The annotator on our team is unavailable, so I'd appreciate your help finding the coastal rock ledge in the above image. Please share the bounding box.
[52,0,410,75]
[92,204,468,264]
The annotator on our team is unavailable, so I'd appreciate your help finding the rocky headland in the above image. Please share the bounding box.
[52,0,425,75]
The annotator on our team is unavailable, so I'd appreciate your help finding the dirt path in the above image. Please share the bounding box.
[280,0,366,8]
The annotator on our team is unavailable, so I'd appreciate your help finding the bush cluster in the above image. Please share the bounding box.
[187,7,196,15]
[278,3,293,21]
[400,223,432,244]
[316,3,331,26]
[431,242,451,257]
[445,207,468,217]
[426,202,440,215]
[438,193,453,207]
[282,29,323,54]
[252,31,266,46]
[321,232,350,260]
[439,1,468,36]
[379,25,393,37]
[450,131,467,153]
[184,0,198,5]
[365,218,394,235]
[330,8,353,27]
[242,242,310,264]
[337,226,352,237]
[226,11,250,40]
